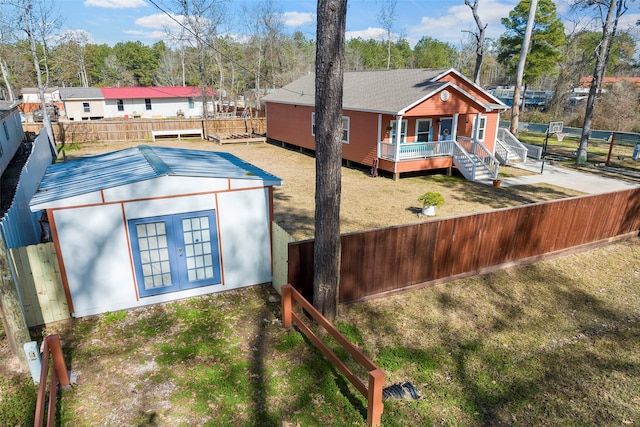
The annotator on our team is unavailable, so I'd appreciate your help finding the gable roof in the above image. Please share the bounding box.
[100,86,215,100]
[59,87,104,100]
[30,145,282,209]
[262,68,506,114]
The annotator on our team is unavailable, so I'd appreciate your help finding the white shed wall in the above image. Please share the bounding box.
[53,204,135,316]
[217,188,272,286]
[50,178,274,317]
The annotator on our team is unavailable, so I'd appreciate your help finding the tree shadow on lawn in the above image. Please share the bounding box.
[341,255,639,425]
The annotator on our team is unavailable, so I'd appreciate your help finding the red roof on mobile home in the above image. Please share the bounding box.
[100,86,215,99]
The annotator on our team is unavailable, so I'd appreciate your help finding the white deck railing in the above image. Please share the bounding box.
[379,140,455,161]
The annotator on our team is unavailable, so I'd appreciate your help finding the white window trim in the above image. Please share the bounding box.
[473,115,487,142]
[415,119,432,143]
[390,119,408,143]
[312,112,350,144]
[342,116,350,143]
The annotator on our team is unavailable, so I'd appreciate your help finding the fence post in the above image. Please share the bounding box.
[46,334,69,387]
[367,368,385,427]
[282,284,292,328]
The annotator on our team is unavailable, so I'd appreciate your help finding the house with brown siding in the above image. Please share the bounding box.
[263,68,514,181]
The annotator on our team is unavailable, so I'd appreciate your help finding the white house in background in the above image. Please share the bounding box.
[20,87,61,104]
[101,86,216,119]
[59,87,105,121]
[30,145,282,317]
[0,101,26,175]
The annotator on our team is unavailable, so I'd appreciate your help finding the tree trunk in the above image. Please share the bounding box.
[23,6,55,151]
[313,0,347,322]
[577,0,618,165]
[510,0,537,136]
[465,0,487,85]
[0,234,30,372]
[0,57,15,102]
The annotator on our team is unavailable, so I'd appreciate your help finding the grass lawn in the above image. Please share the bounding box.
[2,238,638,426]
[1,139,638,425]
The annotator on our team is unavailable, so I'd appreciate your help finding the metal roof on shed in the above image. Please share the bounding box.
[30,145,282,208]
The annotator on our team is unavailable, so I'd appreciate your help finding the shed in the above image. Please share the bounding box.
[30,145,282,317]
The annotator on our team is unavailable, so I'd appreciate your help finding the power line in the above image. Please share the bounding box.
[146,0,310,98]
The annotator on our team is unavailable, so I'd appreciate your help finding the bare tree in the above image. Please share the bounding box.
[377,0,397,70]
[313,0,347,321]
[576,0,618,164]
[2,0,62,149]
[510,0,538,136]
[165,0,227,117]
[464,0,487,84]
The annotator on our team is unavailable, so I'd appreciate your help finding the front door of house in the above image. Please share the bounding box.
[439,118,453,141]
[129,210,222,297]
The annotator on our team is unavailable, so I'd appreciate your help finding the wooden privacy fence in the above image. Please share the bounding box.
[289,188,640,303]
[34,334,70,427]
[10,243,69,327]
[23,118,266,144]
[281,284,385,427]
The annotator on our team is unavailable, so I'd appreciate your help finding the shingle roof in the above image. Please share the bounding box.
[100,86,215,99]
[30,145,282,208]
[263,68,454,113]
[59,87,104,100]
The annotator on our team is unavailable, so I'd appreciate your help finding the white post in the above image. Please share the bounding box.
[452,114,459,142]
[394,115,403,161]
[377,114,382,158]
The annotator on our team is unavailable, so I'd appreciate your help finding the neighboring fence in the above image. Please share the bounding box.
[0,132,53,249]
[22,118,267,144]
[272,222,294,295]
[34,334,70,427]
[9,242,68,327]
[288,188,640,303]
[281,284,385,427]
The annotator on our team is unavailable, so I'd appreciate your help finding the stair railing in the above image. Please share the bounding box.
[497,128,528,162]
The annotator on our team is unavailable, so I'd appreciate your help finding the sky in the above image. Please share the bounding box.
[57,0,640,49]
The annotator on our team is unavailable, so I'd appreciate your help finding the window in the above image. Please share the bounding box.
[128,210,222,297]
[117,99,124,112]
[341,116,350,143]
[416,119,432,142]
[3,121,9,139]
[389,120,407,143]
[188,97,194,109]
[474,116,487,141]
[312,112,350,143]
[145,98,152,110]
[83,102,90,113]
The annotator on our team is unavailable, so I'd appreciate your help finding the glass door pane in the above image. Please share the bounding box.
[135,221,174,292]
[182,215,215,283]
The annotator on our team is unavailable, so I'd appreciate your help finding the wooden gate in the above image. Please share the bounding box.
[271,222,294,295]
[10,243,69,327]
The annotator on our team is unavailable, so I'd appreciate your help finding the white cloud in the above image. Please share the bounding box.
[282,11,315,27]
[346,27,388,41]
[57,29,95,44]
[135,13,182,31]
[408,0,515,45]
[84,0,146,9]
[123,29,167,40]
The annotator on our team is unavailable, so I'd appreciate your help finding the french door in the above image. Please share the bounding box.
[129,210,222,297]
